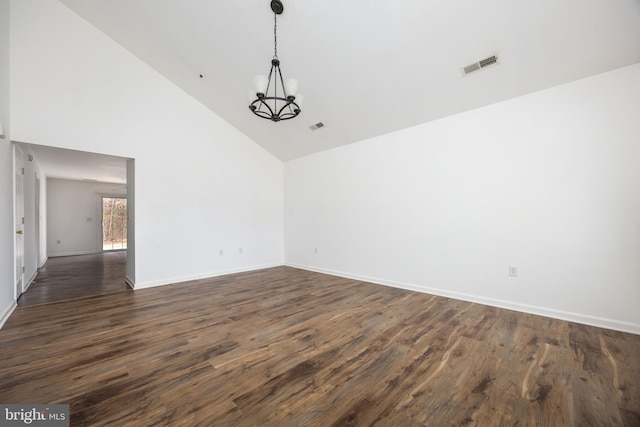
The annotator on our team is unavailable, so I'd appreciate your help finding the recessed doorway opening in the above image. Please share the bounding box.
[102,197,127,251]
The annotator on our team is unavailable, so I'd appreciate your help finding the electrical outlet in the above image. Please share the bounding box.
[219,249,224,256]
[314,247,318,254]
[508,266,518,277]
[239,247,243,254]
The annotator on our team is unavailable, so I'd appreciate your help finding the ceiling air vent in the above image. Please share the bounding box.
[461,54,499,76]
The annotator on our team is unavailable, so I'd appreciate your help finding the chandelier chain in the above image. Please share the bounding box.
[273,11,278,59]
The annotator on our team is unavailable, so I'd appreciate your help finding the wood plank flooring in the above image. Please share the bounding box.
[1,266,639,426]
[18,252,130,306]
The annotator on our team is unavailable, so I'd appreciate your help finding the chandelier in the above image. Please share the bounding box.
[249,0,303,122]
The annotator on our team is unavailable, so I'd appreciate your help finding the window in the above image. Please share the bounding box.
[102,197,127,251]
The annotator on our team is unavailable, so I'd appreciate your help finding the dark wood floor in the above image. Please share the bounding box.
[1,266,639,426]
[18,252,130,306]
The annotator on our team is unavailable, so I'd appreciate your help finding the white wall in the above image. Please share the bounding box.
[10,0,284,288]
[0,0,15,328]
[47,179,124,257]
[285,64,640,334]
[7,0,638,336]
[126,159,135,285]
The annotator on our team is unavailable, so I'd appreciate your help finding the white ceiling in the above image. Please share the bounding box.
[48,0,640,163]
[20,143,127,184]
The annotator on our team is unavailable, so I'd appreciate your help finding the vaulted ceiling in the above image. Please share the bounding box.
[55,0,640,161]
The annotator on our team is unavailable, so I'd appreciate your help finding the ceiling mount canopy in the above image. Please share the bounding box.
[270,0,284,15]
[248,0,303,122]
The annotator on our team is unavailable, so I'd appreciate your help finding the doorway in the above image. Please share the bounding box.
[13,143,136,304]
[14,146,24,299]
[102,197,127,251]
[35,176,40,267]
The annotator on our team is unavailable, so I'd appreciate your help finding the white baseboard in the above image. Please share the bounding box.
[0,301,17,330]
[23,271,38,292]
[133,262,284,290]
[286,262,640,336]
[49,250,103,257]
[125,276,135,289]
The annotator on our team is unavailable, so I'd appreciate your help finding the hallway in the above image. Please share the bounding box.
[18,252,130,306]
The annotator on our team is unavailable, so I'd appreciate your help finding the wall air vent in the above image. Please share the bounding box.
[461,54,499,76]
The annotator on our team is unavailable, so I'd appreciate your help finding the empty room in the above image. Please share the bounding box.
[1,0,639,426]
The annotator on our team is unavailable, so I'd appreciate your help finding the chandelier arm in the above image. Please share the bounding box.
[259,98,275,117]
[253,110,273,120]
[275,101,300,119]
[252,98,275,119]
[264,65,275,97]
[276,63,288,98]
[276,111,299,121]
[273,64,281,115]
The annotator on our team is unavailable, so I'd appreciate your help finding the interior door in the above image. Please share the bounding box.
[15,147,24,299]
[35,177,40,267]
